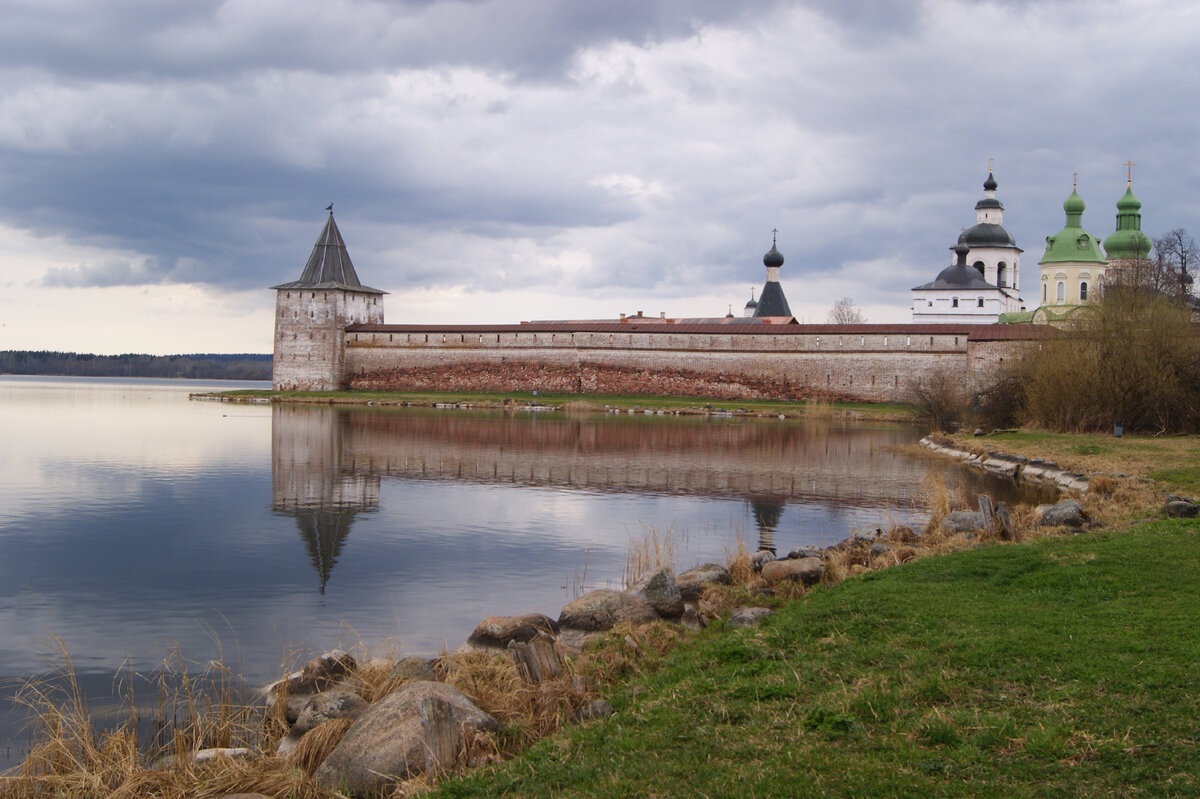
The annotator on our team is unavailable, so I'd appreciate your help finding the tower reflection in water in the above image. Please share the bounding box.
[272,406,379,593]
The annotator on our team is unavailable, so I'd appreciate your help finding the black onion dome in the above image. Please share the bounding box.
[763,245,784,268]
[913,241,996,291]
[961,222,1016,247]
[983,172,998,191]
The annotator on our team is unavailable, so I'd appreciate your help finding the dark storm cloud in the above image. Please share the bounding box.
[0,0,1197,320]
[0,0,783,81]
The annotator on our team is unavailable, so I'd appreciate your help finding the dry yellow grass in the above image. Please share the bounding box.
[623,525,678,588]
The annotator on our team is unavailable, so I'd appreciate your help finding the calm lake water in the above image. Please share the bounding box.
[0,376,1053,764]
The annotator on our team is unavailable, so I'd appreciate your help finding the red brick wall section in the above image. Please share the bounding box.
[348,360,857,401]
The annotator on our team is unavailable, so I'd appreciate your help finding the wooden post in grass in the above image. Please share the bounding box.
[508,633,564,684]
[978,495,995,533]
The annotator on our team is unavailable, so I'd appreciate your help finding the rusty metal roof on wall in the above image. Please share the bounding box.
[347,321,1053,341]
[272,212,385,294]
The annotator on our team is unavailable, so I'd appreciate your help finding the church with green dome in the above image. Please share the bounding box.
[1026,164,1152,324]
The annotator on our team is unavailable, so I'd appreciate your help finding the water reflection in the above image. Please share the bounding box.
[271,407,379,592]
[269,405,1053,590]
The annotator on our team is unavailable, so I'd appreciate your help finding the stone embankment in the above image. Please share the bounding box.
[920,435,1092,492]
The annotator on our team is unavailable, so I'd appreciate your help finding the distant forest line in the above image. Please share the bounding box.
[0,351,272,381]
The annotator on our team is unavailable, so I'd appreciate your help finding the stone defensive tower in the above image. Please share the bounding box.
[272,210,385,390]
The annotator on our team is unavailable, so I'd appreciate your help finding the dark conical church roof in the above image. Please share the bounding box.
[753,236,792,317]
[273,211,385,294]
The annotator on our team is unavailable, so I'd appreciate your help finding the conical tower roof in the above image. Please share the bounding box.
[273,211,385,293]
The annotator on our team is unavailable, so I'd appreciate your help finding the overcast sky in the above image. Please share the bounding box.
[0,0,1196,354]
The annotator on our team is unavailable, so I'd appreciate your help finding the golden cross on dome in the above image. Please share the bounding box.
[1073,172,1078,190]
[988,157,994,173]
[771,228,779,246]
[1124,160,1135,187]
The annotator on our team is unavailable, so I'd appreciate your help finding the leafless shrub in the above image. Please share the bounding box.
[906,368,965,432]
[1020,289,1200,432]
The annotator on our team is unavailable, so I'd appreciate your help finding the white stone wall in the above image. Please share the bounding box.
[272,288,385,390]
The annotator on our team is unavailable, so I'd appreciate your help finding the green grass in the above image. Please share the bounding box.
[205,388,918,420]
[434,519,1200,798]
[1148,466,1200,497]
[951,430,1200,498]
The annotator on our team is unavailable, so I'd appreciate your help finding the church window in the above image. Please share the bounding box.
[1042,283,1047,302]
[973,261,985,275]
[906,337,911,347]
[952,298,959,308]
[929,336,934,345]
[977,298,984,308]
[1056,282,1065,302]
[1080,281,1089,301]
[998,263,1008,287]
[860,337,865,347]
[883,336,888,346]
[927,301,932,307]
[442,335,446,342]
[815,337,820,347]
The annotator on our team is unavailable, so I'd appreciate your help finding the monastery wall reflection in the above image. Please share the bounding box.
[330,409,923,503]
[270,406,1051,591]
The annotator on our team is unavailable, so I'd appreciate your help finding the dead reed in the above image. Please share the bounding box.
[623,525,678,588]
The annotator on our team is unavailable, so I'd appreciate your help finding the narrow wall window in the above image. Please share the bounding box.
[1043,283,1047,302]
[1080,281,1089,301]
[977,298,984,307]
[998,263,1008,288]
[1057,281,1065,302]
[952,297,959,308]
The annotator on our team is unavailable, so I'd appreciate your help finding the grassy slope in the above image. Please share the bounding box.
[436,519,1200,798]
[948,431,1200,497]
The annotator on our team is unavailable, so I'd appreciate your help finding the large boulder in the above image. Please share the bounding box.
[749,550,776,572]
[760,557,823,586]
[627,567,684,619]
[1038,499,1088,527]
[728,606,775,628]
[293,689,369,736]
[388,656,440,682]
[264,651,357,723]
[676,563,731,601]
[558,590,658,632]
[1165,496,1199,519]
[940,511,985,534]
[466,613,559,649]
[314,681,497,794]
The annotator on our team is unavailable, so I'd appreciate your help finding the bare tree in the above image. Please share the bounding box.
[1154,228,1198,300]
[826,297,866,324]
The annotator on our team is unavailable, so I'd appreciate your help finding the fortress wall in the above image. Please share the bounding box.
[340,328,1005,402]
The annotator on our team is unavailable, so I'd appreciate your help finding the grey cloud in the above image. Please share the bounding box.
[41,257,163,288]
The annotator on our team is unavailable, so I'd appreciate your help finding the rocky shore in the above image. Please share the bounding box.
[184,491,1126,798]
